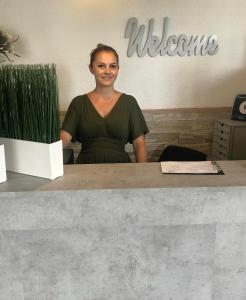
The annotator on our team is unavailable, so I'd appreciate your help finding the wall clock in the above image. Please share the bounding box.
[231,95,246,121]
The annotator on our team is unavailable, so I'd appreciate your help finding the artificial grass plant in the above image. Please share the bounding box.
[0,64,60,143]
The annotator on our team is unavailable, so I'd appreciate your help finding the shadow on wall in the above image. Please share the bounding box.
[194,68,246,108]
[56,65,74,111]
[144,67,246,162]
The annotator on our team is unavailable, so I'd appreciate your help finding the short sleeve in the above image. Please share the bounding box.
[61,97,79,142]
[128,97,149,143]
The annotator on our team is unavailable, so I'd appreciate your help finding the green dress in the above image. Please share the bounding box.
[61,93,149,164]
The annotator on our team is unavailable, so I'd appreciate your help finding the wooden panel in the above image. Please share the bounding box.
[60,107,231,162]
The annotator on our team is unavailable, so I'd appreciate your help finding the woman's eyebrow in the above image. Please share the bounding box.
[95,60,117,63]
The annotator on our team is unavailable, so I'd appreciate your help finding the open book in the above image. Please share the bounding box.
[160,161,223,174]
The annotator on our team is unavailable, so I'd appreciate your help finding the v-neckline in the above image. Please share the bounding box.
[85,93,124,120]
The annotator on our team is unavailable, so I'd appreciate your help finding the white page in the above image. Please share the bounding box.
[160,161,221,174]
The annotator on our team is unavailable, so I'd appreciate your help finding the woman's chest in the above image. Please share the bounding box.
[78,109,130,141]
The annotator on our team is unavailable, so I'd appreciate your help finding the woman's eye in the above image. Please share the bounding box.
[110,65,117,69]
[98,64,104,68]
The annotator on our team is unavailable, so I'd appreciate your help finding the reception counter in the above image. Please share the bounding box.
[0,161,246,299]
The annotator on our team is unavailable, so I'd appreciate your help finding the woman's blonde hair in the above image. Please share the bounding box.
[89,44,119,67]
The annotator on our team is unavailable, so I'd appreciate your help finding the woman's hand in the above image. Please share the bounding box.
[133,135,148,162]
[60,130,72,148]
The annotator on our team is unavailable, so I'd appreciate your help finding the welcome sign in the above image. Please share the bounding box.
[125,17,219,57]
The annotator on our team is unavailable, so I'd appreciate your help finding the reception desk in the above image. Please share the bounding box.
[0,161,246,299]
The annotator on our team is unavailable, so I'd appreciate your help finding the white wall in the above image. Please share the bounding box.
[1,0,246,110]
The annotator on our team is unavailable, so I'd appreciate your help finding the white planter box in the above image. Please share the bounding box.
[0,144,7,183]
[0,138,63,180]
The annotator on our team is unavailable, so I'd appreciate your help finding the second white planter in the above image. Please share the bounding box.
[0,138,63,180]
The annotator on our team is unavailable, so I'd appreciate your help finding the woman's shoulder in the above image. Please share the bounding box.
[121,93,138,106]
[69,94,87,107]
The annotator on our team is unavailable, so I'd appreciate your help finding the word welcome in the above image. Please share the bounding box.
[125,17,219,57]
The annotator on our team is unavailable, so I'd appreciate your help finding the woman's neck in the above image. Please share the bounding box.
[90,87,119,101]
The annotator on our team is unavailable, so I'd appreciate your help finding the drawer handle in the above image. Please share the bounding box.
[221,130,223,134]
[220,124,224,127]
[220,138,223,141]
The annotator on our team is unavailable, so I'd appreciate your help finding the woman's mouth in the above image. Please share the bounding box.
[102,76,113,80]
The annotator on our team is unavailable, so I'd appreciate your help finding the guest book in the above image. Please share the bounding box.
[160,161,223,174]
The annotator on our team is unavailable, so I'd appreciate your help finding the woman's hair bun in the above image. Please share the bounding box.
[96,43,105,48]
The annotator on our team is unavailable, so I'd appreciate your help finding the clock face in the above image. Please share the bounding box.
[231,95,246,121]
[239,101,246,115]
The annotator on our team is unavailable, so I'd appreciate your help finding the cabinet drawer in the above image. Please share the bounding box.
[213,132,230,147]
[214,121,231,134]
[214,121,231,135]
[212,142,229,159]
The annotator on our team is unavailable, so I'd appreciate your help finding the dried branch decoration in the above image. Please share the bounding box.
[0,28,20,62]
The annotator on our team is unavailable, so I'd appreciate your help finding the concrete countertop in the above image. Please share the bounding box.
[1,160,246,299]
[0,160,246,192]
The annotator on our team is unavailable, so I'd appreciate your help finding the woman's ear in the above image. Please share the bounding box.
[89,65,94,74]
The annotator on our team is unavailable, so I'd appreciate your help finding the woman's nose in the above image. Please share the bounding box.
[105,67,110,73]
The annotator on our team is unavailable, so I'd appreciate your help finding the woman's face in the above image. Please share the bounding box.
[90,50,119,88]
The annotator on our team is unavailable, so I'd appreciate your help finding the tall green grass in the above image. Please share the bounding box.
[0,64,60,143]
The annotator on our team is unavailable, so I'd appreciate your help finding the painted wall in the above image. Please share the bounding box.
[1,0,246,110]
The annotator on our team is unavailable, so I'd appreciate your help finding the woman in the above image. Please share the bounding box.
[60,44,149,164]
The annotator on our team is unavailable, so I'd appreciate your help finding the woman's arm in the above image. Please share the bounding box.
[60,130,72,148]
[133,135,148,162]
